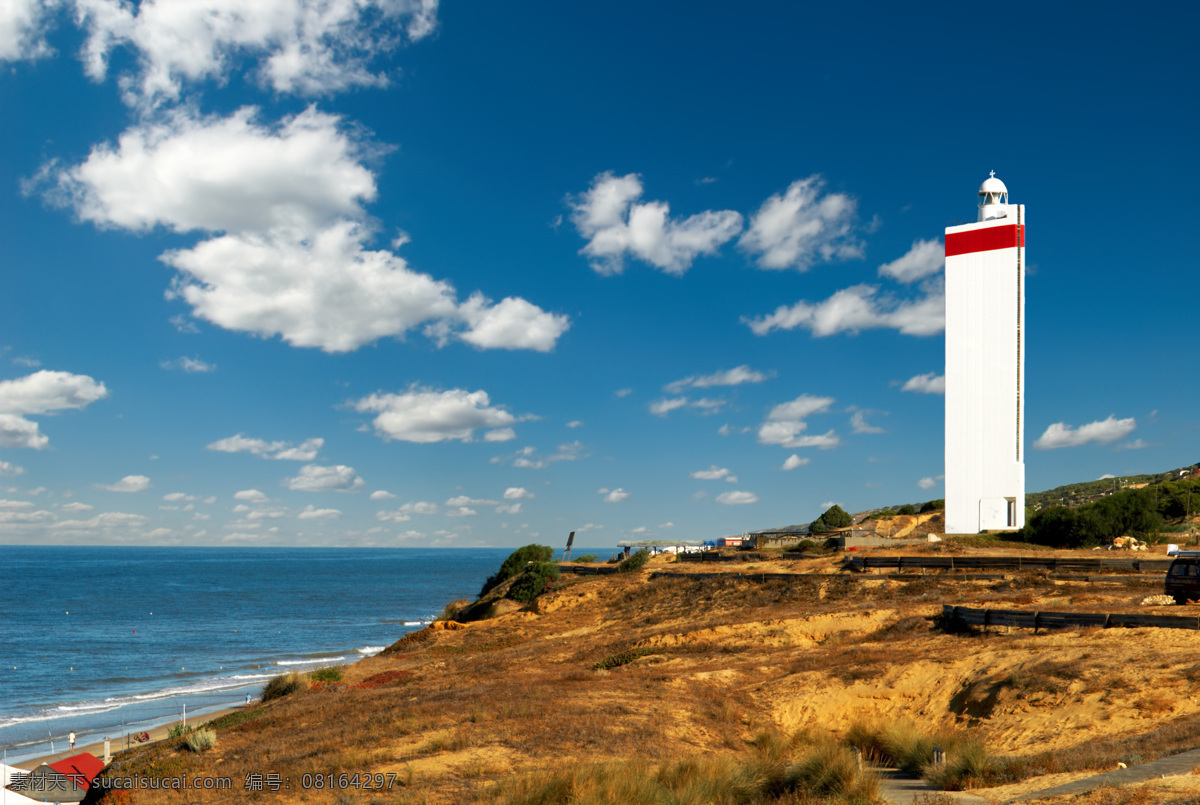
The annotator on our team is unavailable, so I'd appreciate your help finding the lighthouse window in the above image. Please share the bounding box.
[1006,498,1017,527]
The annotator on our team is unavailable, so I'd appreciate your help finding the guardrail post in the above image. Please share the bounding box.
[852,746,863,771]
[932,747,945,767]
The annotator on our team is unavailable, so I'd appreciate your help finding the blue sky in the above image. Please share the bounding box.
[1,1,1196,547]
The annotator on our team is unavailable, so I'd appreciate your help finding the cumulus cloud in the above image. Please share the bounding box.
[745,278,945,338]
[599,487,630,503]
[0,460,26,476]
[504,487,534,500]
[283,464,364,492]
[60,501,94,513]
[1034,415,1137,450]
[565,420,583,429]
[484,428,516,442]
[353,387,524,443]
[1116,438,1150,451]
[298,504,341,520]
[901,372,945,395]
[97,474,152,492]
[691,466,733,481]
[850,411,885,434]
[918,475,944,490]
[495,502,521,515]
[208,434,324,461]
[782,454,810,470]
[160,356,216,373]
[46,106,567,354]
[376,500,438,521]
[446,495,497,507]
[738,177,860,270]
[569,171,742,275]
[0,370,108,449]
[73,0,440,105]
[716,490,758,505]
[649,397,726,417]
[878,239,944,283]
[500,441,586,469]
[664,365,772,394]
[758,394,840,450]
[234,489,268,502]
[369,490,397,500]
[0,0,58,62]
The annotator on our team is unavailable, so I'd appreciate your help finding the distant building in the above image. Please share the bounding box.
[944,173,1026,533]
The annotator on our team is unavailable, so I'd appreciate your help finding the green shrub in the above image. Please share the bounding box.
[572,554,598,563]
[617,549,650,573]
[261,671,307,702]
[167,723,192,739]
[920,499,945,513]
[897,503,918,516]
[309,666,343,683]
[812,504,853,533]
[185,729,216,753]
[506,562,561,604]
[592,646,662,670]
[479,544,554,597]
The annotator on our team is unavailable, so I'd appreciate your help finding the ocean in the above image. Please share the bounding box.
[0,545,547,763]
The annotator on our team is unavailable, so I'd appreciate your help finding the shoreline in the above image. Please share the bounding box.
[12,705,247,771]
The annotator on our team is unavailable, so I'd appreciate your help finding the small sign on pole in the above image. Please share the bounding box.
[563,531,576,562]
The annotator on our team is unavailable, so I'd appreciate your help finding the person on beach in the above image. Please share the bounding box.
[245,693,252,706]
[69,731,75,751]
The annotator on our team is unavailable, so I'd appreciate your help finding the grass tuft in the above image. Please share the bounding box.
[261,671,308,702]
[184,728,216,753]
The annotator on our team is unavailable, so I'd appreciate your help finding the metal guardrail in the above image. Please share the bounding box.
[847,556,1172,573]
[943,604,1200,631]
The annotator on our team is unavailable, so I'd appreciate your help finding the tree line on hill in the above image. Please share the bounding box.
[1020,478,1198,548]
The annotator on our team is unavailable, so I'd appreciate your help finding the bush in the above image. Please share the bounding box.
[924,737,993,790]
[479,544,554,597]
[617,549,650,573]
[167,723,192,739]
[897,503,918,516]
[920,499,945,513]
[309,666,343,683]
[812,504,853,533]
[506,562,561,603]
[261,671,307,702]
[437,599,471,621]
[592,646,662,671]
[571,554,598,563]
[185,729,216,753]
[791,741,879,800]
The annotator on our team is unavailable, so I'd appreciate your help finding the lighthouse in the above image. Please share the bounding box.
[944,173,1025,534]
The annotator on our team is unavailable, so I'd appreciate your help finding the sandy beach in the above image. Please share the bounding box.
[13,706,246,771]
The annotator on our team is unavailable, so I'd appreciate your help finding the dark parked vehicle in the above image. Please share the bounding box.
[1165,554,1200,604]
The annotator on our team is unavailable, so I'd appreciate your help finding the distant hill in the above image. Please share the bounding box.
[1027,462,1200,512]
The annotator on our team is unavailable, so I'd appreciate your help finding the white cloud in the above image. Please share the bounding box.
[569,171,742,275]
[376,500,438,521]
[565,420,583,429]
[738,177,860,270]
[369,490,397,500]
[878,239,944,283]
[162,492,196,501]
[1116,438,1150,451]
[298,505,341,520]
[12,357,41,367]
[234,489,268,502]
[284,463,364,492]
[1034,415,1137,450]
[691,465,733,481]
[664,365,772,394]
[782,455,809,470]
[0,499,34,510]
[575,523,603,533]
[0,0,57,62]
[716,490,758,505]
[96,474,152,492]
[47,106,565,355]
[745,278,945,338]
[60,501,94,513]
[614,388,633,398]
[496,502,522,515]
[453,294,570,353]
[917,475,944,490]
[503,441,586,469]
[52,511,148,531]
[850,411,885,434]
[600,488,629,503]
[901,372,945,395]
[161,356,216,373]
[446,495,498,507]
[446,506,477,517]
[649,397,689,417]
[484,428,516,442]
[0,460,26,476]
[353,387,524,443]
[208,434,324,461]
[0,370,108,449]
[73,0,440,105]
[504,487,534,500]
[758,394,840,450]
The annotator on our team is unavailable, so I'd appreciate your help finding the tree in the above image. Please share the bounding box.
[820,504,853,529]
[479,544,554,598]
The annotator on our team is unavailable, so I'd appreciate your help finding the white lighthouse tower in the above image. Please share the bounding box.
[944,173,1025,534]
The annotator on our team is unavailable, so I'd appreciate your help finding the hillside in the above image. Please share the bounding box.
[93,546,1200,804]
[1026,463,1200,512]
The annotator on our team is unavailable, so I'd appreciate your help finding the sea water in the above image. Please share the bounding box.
[0,546,529,763]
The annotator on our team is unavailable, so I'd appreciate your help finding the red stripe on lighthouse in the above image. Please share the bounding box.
[945,225,1024,256]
